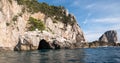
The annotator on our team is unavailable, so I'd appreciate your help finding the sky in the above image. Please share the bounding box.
[38,0,120,42]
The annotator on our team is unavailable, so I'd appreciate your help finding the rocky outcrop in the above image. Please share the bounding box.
[80,41,120,48]
[0,0,86,51]
[81,30,119,48]
[14,30,77,51]
[99,30,118,43]
[88,41,120,48]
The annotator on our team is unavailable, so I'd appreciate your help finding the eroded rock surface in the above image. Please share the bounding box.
[99,30,118,43]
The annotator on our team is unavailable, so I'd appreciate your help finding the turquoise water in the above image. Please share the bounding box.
[0,47,120,63]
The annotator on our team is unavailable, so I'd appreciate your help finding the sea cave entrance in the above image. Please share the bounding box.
[38,39,52,50]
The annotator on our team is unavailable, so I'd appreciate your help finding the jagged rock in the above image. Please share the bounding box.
[52,40,75,49]
[14,31,77,51]
[62,9,69,16]
[14,36,38,51]
[52,40,62,49]
[80,42,89,48]
[99,30,118,43]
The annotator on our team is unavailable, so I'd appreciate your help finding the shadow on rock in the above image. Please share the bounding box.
[38,39,53,50]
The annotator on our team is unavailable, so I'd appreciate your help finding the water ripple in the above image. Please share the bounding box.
[0,47,120,63]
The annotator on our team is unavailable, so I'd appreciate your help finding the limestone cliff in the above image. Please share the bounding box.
[0,0,85,50]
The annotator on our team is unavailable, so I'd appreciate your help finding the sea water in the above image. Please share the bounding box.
[0,47,120,63]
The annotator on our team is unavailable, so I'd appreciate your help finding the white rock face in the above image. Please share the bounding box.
[0,0,86,50]
[0,0,23,50]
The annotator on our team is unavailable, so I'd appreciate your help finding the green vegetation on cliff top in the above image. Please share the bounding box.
[28,17,45,31]
[16,0,76,25]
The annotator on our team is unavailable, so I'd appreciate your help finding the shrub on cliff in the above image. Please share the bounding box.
[28,17,45,31]
[16,0,76,25]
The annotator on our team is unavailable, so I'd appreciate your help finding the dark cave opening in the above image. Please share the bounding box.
[38,39,52,50]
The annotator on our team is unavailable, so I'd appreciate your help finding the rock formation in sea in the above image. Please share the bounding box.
[99,30,118,43]
[0,0,85,51]
[86,30,119,48]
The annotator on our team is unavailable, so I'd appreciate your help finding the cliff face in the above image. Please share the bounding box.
[0,0,85,50]
[99,30,118,43]
[0,0,27,50]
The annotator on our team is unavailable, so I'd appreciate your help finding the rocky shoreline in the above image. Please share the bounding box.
[13,30,119,51]
[81,30,120,48]
[0,0,119,51]
[0,29,119,51]
[81,41,120,48]
[14,30,83,51]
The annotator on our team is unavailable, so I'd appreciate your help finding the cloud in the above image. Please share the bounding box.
[82,2,120,41]
[52,0,66,4]
[108,24,120,31]
[82,13,92,24]
[70,0,81,7]
[86,4,96,9]
[85,2,120,17]
[79,0,120,42]
[73,1,80,6]
[84,23,120,42]
[83,20,87,24]
[83,22,120,42]
[89,17,120,24]
[84,30,102,42]
[82,17,88,24]
[86,2,120,10]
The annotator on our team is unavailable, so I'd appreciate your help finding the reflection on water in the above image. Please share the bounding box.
[0,47,120,63]
[38,49,85,63]
[0,49,85,63]
[84,47,120,63]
